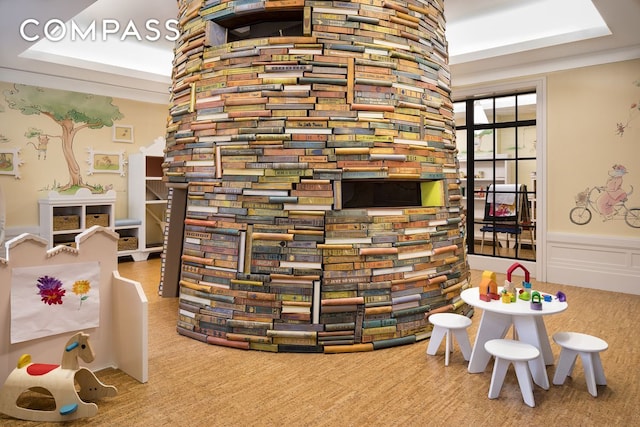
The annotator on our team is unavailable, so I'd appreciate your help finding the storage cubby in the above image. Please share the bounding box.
[39,189,116,250]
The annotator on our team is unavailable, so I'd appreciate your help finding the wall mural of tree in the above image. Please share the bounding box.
[0,103,8,144]
[3,84,123,192]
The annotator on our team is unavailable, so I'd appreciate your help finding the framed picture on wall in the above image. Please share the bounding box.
[86,148,127,176]
[112,125,134,143]
[0,147,23,179]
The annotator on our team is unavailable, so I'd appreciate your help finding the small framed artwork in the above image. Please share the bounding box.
[0,147,23,179]
[86,148,127,176]
[112,125,134,143]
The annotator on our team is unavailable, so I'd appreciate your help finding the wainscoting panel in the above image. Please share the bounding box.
[546,232,640,295]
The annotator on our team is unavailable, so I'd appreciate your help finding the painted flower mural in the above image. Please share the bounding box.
[36,275,66,305]
[12,262,101,344]
[72,279,91,308]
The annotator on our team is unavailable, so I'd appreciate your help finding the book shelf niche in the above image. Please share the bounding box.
[128,139,168,261]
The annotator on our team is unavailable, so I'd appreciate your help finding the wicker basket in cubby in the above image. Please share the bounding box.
[118,237,138,251]
[86,214,109,228]
[53,215,80,231]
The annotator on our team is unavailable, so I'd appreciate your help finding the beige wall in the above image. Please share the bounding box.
[547,59,640,236]
[0,82,168,229]
[2,59,639,239]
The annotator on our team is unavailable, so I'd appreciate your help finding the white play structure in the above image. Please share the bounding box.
[0,226,148,421]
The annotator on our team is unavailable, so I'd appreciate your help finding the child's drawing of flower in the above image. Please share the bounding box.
[71,280,91,309]
[36,275,65,305]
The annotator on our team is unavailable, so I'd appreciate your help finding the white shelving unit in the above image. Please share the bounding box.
[114,218,143,260]
[38,189,145,259]
[128,138,167,261]
[38,188,116,249]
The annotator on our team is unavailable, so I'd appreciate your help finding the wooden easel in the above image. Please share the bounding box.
[480,184,535,255]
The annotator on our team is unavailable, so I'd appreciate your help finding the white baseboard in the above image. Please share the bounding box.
[546,232,640,295]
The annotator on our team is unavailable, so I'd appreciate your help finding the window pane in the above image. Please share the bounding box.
[518,93,537,120]
[518,125,537,156]
[474,129,493,156]
[496,127,515,157]
[453,101,466,126]
[455,129,467,158]
[495,95,516,123]
[515,158,537,191]
[474,99,493,124]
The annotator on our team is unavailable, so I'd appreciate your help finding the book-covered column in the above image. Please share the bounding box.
[165,0,471,353]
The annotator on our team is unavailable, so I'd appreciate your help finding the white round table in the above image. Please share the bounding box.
[461,286,568,388]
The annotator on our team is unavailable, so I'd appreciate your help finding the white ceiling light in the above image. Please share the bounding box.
[447,0,610,63]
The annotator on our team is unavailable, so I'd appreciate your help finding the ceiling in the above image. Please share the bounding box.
[1,0,639,103]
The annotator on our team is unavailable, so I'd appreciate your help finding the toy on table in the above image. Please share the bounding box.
[530,291,543,310]
[479,270,500,302]
[519,282,532,301]
[500,289,515,303]
[0,332,117,422]
[504,262,533,301]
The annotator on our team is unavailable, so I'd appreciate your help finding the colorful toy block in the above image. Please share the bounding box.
[479,270,500,302]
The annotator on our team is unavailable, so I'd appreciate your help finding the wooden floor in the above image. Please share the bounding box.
[472,242,536,261]
[2,257,639,426]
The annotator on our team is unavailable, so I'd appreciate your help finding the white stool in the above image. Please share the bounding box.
[552,332,608,397]
[484,339,544,407]
[426,313,472,366]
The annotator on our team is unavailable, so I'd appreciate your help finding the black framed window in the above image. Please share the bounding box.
[454,93,537,261]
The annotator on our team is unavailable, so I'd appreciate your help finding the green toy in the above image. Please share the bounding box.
[530,291,543,310]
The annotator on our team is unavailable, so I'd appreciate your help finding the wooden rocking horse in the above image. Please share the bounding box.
[0,332,117,422]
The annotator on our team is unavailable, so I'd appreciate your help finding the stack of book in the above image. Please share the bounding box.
[168,0,471,352]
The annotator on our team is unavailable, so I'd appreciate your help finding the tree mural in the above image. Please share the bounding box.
[25,127,53,160]
[3,84,123,191]
[0,103,8,144]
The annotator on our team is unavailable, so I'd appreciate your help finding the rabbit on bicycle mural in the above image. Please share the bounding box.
[570,164,640,228]
[570,78,640,228]
[597,164,631,219]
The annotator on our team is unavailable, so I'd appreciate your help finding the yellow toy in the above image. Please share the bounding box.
[479,270,500,302]
[501,290,515,303]
[0,332,117,422]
